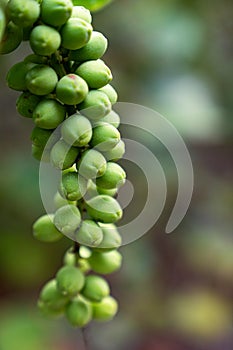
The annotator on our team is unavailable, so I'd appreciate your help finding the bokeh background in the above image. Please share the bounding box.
[0,0,233,349]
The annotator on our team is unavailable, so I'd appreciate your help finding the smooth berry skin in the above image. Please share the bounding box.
[33,99,66,129]
[31,127,53,148]
[75,59,112,89]
[7,0,40,28]
[86,180,117,199]
[25,65,58,96]
[61,18,92,50]
[65,297,92,327]
[54,191,77,210]
[41,0,73,27]
[50,140,79,170]
[53,204,81,236]
[33,214,63,242]
[71,5,92,23]
[56,265,85,296]
[75,220,103,247]
[59,171,88,201]
[102,139,125,162]
[6,61,35,91]
[95,223,122,251]
[96,162,126,189]
[56,74,89,105]
[61,114,92,147]
[0,6,6,43]
[38,299,64,319]
[88,250,122,274]
[39,279,69,311]
[95,110,120,128]
[79,90,112,120]
[32,144,50,162]
[30,25,61,56]
[99,84,118,104]
[96,186,118,197]
[91,123,121,152]
[69,31,107,62]
[92,296,118,321]
[77,149,107,179]
[24,54,48,65]
[0,21,23,54]
[81,275,110,302]
[16,92,41,118]
[86,195,122,223]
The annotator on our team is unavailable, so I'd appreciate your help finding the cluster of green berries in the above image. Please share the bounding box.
[37,246,120,325]
[1,0,126,327]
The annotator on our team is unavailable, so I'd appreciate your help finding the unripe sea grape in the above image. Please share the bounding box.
[41,0,73,27]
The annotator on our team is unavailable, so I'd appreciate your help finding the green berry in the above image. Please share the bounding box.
[61,17,92,50]
[86,195,122,223]
[63,247,76,266]
[92,296,118,321]
[32,144,50,162]
[75,59,112,89]
[79,245,92,258]
[96,162,126,189]
[75,220,103,247]
[7,0,40,27]
[69,31,107,62]
[0,21,23,54]
[39,279,69,311]
[88,249,122,274]
[31,126,53,148]
[97,186,118,196]
[86,180,117,199]
[56,265,85,296]
[95,223,122,251]
[77,149,107,179]
[30,25,61,56]
[50,140,79,170]
[102,139,125,161]
[6,61,35,91]
[33,98,66,129]
[41,0,73,27]
[33,214,63,242]
[56,74,88,105]
[54,204,81,235]
[71,5,92,23]
[0,6,6,43]
[91,123,120,151]
[61,113,92,147]
[59,171,88,201]
[38,299,64,319]
[98,84,118,104]
[24,54,48,64]
[16,92,41,118]
[79,90,111,120]
[82,275,110,302]
[65,297,92,327]
[54,191,76,209]
[25,65,58,95]
[95,110,120,128]
[78,259,91,273]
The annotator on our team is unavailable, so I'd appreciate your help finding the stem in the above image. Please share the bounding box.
[50,51,67,78]
[82,327,90,350]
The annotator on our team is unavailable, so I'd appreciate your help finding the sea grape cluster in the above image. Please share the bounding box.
[1,0,126,327]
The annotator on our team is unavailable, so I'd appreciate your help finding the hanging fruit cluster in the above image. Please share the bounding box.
[0,0,126,327]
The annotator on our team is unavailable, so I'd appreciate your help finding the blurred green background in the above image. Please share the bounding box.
[0,0,233,349]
